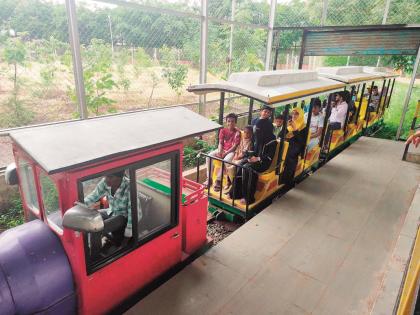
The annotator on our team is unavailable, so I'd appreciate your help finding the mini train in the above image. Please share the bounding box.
[188,66,397,220]
[0,66,400,314]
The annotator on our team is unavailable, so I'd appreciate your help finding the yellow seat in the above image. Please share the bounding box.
[358,99,368,121]
[345,123,357,139]
[368,112,378,126]
[303,145,320,169]
[295,157,304,177]
[329,129,344,151]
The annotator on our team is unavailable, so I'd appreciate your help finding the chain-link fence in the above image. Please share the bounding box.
[76,1,202,115]
[0,1,76,131]
[0,0,419,168]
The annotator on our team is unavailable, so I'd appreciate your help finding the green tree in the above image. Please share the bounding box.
[3,37,26,90]
[1,37,33,127]
[386,56,417,75]
[116,47,131,92]
[79,39,117,115]
[148,71,160,108]
[163,65,188,100]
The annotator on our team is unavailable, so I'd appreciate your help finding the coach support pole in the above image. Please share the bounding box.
[199,0,208,116]
[65,0,88,119]
[265,0,277,70]
[396,46,420,140]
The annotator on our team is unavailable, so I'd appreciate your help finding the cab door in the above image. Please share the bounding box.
[76,148,183,315]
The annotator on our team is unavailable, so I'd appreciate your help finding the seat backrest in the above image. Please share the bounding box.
[262,139,280,174]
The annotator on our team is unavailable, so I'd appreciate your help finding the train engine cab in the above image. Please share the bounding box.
[1,107,219,315]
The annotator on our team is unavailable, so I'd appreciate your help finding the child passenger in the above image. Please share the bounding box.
[205,113,241,192]
[225,125,254,190]
[273,114,284,139]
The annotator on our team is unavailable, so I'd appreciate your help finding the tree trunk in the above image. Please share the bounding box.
[148,87,155,108]
[13,62,17,91]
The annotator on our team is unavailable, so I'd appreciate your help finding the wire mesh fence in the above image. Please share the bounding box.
[324,0,387,26]
[0,1,76,130]
[75,0,203,115]
[0,0,419,167]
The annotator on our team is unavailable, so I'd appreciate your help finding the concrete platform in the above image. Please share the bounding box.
[126,137,420,315]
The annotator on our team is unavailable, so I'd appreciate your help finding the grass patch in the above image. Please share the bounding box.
[375,80,420,140]
[0,192,24,230]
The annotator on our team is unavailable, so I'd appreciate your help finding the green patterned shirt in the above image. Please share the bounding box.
[84,177,141,237]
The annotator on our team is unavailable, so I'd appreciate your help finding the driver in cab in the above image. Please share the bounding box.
[84,171,137,244]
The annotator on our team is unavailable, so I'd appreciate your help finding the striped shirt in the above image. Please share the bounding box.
[84,177,141,237]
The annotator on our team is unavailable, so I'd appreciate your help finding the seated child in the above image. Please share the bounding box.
[273,114,284,139]
[225,125,254,190]
[205,113,241,192]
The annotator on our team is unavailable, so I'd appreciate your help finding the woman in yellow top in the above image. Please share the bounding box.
[281,107,306,188]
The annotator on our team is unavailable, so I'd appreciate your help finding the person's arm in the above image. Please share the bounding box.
[314,115,324,138]
[84,179,106,207]
[233,142,241,160]
[315,126,323,138]
[406,130,420,148]
[124,187,140,238]
[249,141,276,165]
[218,129,224,156]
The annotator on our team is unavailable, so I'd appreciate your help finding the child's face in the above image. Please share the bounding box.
[261,109,272,119]
[244,128,252,139]
[226,117,236,129]
[274,118,283,127]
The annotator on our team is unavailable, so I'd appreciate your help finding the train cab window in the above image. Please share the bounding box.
[80,169,134,272]
[135,156,177,242]
[39,172,62,232]
[17,158,40,215]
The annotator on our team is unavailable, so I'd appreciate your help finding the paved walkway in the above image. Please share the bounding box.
[127,137,420,315]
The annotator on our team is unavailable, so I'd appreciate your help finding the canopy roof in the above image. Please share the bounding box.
[363,66,399,78]
[10,107,220,174]
[317,66,383,83]
[188,70,345,104]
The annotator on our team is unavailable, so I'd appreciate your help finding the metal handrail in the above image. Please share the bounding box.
[402,100,420,161]
[196,138,286,220]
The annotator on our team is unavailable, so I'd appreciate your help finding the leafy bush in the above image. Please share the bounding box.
[162,64,188,98]
[386,56,416,75]
[135,48,153,68]
[0,193,24,229]
[0,94,34,128]
[183,139,216,169]
[374,81,420,140]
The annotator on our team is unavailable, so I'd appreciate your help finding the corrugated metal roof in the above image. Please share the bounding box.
[304,28,420,56]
